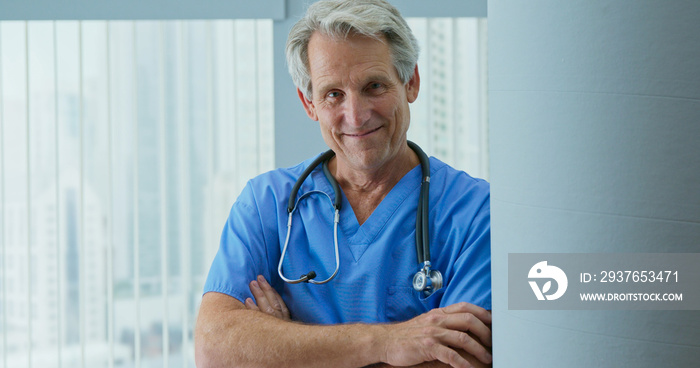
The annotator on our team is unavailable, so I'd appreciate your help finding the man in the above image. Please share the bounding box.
[195,1,491,367]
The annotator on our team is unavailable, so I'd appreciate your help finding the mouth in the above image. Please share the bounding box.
[345,126,382,138]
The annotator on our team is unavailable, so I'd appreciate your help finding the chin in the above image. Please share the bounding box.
[349,150,390,170]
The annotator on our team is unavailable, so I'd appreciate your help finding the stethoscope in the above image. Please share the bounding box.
[277,141,443,296]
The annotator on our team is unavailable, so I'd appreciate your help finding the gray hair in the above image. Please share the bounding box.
[286,0,419,99]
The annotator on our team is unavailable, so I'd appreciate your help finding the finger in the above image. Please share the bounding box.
[257,276,287,319]
[441,302,491,325]
[441,313,492,347]
[437,330,492,365]
[249,280,277,317]
[244,297,259,311]
[430,344,472,368]
[274,289,291,320]
[459,348,492,368]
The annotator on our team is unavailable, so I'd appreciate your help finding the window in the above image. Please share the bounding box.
[407,18,489,180]
[0,20,273,368]
[1,6,488,368]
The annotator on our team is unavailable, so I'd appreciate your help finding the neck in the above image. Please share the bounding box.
[329,144,419,224]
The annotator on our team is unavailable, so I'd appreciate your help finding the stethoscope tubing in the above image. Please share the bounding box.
[408,140,431,266]
[279,190,340,284]
[287,150,339,212]
[279,141,440,294]
[279,151,340,284]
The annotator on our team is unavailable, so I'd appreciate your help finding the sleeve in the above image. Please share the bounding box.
[439,187,492,311]
[202,182,271,304]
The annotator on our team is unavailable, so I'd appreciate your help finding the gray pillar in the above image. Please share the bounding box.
[489,1,700,367]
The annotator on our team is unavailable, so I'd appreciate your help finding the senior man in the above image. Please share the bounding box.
[195,1,491,367]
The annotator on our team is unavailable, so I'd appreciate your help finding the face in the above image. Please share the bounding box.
[298,32,420,173]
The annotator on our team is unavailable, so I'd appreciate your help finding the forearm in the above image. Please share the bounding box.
[366,349,490,368]
[365,362,446,368]
[195,292,386,368]
[197,290,492,368]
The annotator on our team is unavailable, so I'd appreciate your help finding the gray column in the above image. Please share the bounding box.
[489,1,700,366]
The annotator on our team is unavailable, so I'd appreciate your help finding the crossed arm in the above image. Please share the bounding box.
[194,276,492,368]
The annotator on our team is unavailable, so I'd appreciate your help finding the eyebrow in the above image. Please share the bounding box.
[363,73,394,86]
[315,73,395,96]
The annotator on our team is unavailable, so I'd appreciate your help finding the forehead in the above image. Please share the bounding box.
[306,32,398,88]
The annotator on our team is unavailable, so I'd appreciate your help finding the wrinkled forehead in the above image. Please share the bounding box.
[307,31,393,70]
[306,30,393,70]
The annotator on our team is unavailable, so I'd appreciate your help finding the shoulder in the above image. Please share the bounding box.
[429,157,490,201]
[427,157,490,229]
[239,153,328,208]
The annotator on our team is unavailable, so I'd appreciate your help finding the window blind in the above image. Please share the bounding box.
[0,19,274,368]
[408,18,489,180]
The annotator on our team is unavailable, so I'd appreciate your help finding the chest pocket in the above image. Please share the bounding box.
[385,286,443,322]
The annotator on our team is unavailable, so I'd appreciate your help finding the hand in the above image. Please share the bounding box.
[380,302,492,368]
[244,275,291,321]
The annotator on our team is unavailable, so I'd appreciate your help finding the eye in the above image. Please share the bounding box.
[326,91,342,99]
[366,82,385,94]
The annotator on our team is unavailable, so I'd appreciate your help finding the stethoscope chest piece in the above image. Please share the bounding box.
[412,263,443,297]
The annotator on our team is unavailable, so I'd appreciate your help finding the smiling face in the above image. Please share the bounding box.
[298,32,420,174]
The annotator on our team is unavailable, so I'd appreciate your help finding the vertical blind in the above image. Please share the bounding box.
[0,17,487,368]
[0,20,274,368]
[407,18,489,180]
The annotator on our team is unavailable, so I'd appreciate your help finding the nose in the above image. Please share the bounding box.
[343,93,371,127]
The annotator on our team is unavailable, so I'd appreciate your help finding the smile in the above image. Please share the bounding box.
[345,126,381,138]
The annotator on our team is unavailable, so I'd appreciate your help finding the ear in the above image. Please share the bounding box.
[405,65,420,103]
[297,88,319,121]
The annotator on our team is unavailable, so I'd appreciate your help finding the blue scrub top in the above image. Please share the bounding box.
[204,154,491,324]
